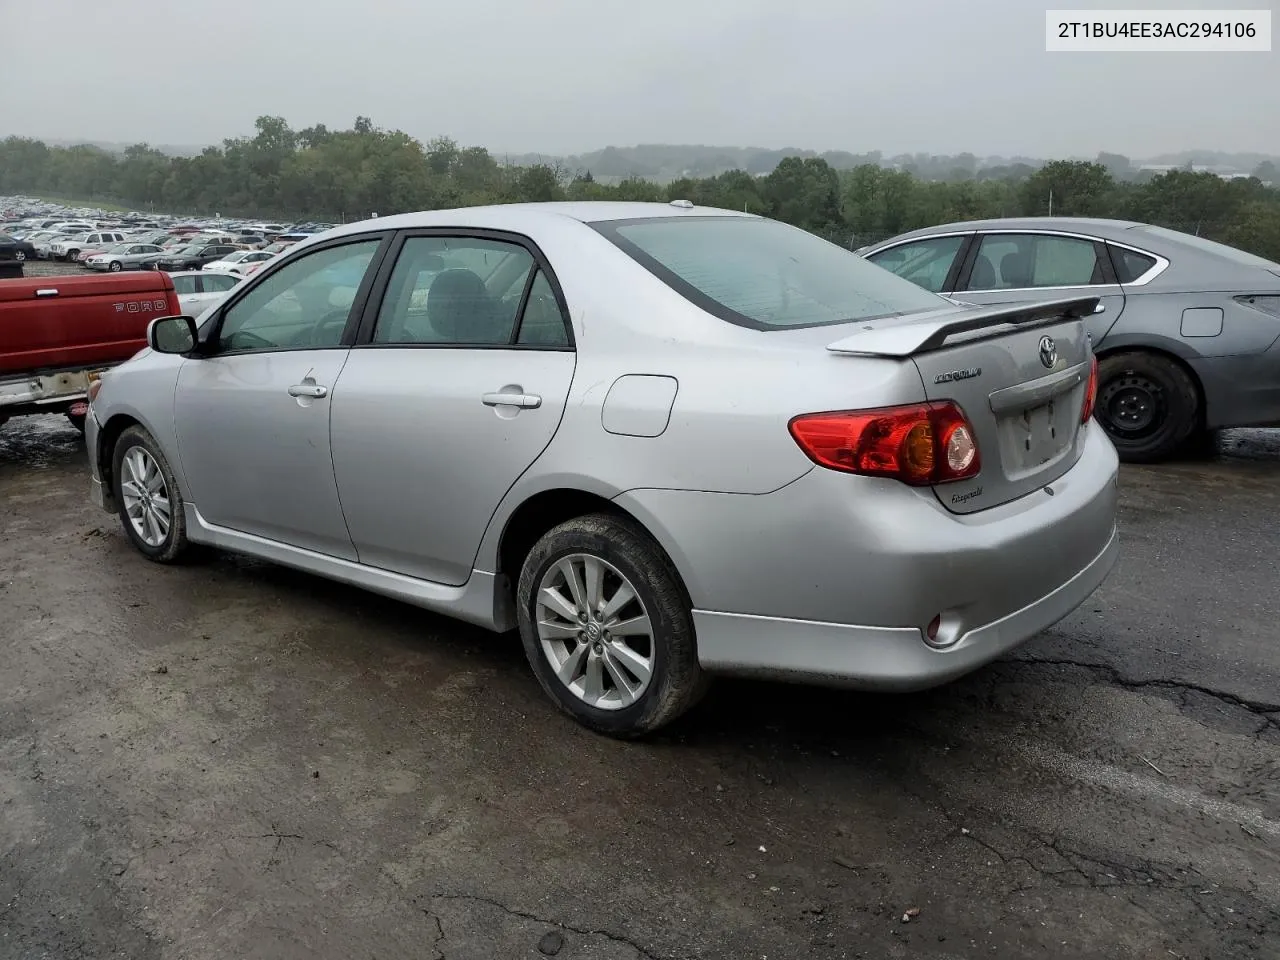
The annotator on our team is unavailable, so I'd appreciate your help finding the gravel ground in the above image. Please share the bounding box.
[12,259,100,278]
[1,418,1278,960]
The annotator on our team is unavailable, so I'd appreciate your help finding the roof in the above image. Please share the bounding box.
[321,201,754,242]
[894,216,1144,236]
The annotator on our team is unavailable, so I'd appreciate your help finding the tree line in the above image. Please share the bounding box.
[2,116,1278,260]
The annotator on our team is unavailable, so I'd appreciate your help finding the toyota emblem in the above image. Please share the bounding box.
[1038,335,1057,369]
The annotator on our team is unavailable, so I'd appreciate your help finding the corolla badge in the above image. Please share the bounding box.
[1038,335,1057,368]
[934,367,981,384]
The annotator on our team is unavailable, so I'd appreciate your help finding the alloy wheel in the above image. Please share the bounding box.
[119,446,171,547]
[535,553,655,711]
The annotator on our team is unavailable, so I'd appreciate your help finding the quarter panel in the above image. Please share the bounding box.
[513,225,931,495]
[1104,292,1280,358]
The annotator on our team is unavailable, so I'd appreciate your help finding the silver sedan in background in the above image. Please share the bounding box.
[84,202,1119,737]
[860,217,1280,461]
[84,243,166,272]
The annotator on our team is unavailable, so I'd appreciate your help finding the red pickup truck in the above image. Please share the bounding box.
[0,271,181,432]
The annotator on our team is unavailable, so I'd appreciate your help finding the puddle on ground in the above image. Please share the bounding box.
[0,415,85,470]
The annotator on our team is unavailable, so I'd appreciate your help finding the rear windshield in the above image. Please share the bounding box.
[1133,225,1280,269]
[593,216,945,329]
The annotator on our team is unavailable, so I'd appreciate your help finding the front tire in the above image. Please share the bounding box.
[1096,351,1200,463]
[516,513,709,738]
[111,426,192,563]
[109,260,122,272]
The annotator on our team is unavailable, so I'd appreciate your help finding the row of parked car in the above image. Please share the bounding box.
[0,203,335,281]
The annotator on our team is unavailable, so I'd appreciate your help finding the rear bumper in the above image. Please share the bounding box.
[618,422,1120,689]
[1191,345,1280,430]
[693,526,1117,689]
[0,370,92,409]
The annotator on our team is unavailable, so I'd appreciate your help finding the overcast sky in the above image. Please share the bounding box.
[2,0,1276,158]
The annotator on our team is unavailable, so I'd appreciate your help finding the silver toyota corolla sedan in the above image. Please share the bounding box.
[85,202,1120,737]
[859,218,1280,462]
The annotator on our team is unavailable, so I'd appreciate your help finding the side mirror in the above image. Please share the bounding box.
[148,315,198,354]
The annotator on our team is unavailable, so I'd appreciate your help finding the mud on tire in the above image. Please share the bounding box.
[111,425,195,563]
[516,513,709,738]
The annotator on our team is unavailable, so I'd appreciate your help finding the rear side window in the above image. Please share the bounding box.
[202,274,238,292]
[1109,245,1158,283]
[594,216,945,329]
[371,236,535,345]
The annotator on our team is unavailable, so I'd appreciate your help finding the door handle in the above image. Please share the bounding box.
[1094,303,1106,314]
[288,383,328,398]
[482,392,541,409]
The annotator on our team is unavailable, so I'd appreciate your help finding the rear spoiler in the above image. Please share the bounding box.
[826,296,1101,358]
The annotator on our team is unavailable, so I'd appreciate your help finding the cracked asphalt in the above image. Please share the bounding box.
[2,416,1278,960]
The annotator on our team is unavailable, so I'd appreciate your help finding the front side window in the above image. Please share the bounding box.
[966,234,1106,290]
[595,216,944,329]
[866,235,967,293]
[215,239,380,353]
[172,275,197,296]
[372,236,536,345]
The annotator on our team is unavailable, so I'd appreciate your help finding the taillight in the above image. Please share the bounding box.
[1081,354,1098,423]
[87,378,104,405]
[788,402,981,486]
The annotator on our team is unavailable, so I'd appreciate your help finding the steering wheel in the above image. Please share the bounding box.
[305,310,352,346]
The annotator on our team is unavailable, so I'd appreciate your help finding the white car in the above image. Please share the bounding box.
[51,230,127,261]
[168,270,244,315]
[203,249,276,276]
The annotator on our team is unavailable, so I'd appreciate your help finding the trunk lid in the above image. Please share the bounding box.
[826,296,1098,514]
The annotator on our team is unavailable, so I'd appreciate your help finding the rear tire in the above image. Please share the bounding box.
[516,513,709,738]
[1096,351,1199,463]
[111,426,193,563]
